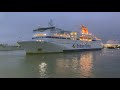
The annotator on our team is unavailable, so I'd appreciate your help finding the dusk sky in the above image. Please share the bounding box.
[0,12,120,44]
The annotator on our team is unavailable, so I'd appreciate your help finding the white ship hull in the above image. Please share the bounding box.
[18,39,103,54]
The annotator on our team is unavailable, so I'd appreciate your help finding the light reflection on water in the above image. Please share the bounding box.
[79,52,93,78]
[0,49,120,78]
[39,62,47,78]
[23,51,95,78]
[55,52,94,78]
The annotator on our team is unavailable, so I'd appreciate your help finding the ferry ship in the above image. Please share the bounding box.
[17,20,103,54]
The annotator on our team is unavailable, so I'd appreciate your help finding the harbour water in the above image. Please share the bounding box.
[0,49,120,78]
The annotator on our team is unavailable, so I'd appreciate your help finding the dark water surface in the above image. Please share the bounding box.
[0,49,120,78]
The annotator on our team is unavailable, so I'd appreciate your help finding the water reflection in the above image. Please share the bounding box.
[1,49,120,78]
[39,62,47,78]
[101,48,120,56]
[55,52,94,78]
[25,51,94,78]
[79,52,93,78]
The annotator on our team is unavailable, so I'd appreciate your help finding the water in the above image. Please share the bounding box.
[0,49,120,78]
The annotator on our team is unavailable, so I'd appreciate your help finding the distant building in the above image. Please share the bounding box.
[103,40,120,48]
[106,40,119,44]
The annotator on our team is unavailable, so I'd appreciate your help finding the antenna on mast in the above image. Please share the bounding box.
[48,19,54,27]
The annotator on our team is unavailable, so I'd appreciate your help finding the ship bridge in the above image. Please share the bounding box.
[33,27,55,32]
[32,20,77,40]
[32,26,75,40]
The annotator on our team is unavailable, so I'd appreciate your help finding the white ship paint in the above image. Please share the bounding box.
[17,20,103,54]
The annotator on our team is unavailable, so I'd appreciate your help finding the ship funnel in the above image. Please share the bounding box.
[80,25,89,35]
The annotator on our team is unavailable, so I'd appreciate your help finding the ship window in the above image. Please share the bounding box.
[33,36,73,40]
